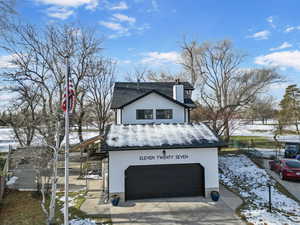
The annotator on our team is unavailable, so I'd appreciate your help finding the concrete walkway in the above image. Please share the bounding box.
[81,184,245,225]
[263,159,300,202]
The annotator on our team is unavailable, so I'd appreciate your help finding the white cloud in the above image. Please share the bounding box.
[147,0,159,12]
[284,26,300,33]
[151,0,158,11]
[247,30,270,40]
[99,21,127,32]
[141,51,180,65]
[112,13,135,24]
[118,59,131,64]
[255,50,300,70]
[36,0,99,9]
[46,7,74,20]
[0,54,18,69]
[269,82,289,91]
[99,17,149,39]
[267,16,276,28]
[270,42,292,51]
[136,23,150,32]
[109,1,128,10]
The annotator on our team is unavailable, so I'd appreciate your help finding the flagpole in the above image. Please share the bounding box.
[64,55,70,225]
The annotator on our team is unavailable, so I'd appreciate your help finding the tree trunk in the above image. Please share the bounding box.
[224,119,230,142]
[78,111,85,143]
[49,121,60,224]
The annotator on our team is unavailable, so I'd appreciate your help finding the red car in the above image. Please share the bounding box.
[269,159,300,180]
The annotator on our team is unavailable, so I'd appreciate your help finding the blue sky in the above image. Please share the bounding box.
[2,0,300,100]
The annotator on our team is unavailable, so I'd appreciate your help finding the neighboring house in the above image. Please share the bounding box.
[101,81,225,202]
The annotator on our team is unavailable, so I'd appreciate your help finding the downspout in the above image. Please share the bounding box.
[120,108,123,124]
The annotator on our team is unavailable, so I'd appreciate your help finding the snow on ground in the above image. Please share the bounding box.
[0,127,18,152]
[58,196,76,214]
[6,176,18,185]
[62,219,96,225]
[219,154,300,225]
[255,148,284,158]
[231,120,300,144]
[84,174,101,179]
[0,127,99,152]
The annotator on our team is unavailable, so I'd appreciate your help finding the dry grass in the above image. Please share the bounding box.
[0,190,45,225]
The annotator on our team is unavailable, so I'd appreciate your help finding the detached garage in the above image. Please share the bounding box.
[101,123,225,202]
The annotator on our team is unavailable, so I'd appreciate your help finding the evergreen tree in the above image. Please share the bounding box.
[279,84,300,135]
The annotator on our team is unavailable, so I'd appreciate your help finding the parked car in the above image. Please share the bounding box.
[284,143,300,158]
[269,159,300,180]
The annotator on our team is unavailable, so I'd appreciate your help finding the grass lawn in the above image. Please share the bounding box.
[0,190,112,225]
[0,190,88,225]
[230,136,269,141]
[0,190,45,225]
[229,136,280,149]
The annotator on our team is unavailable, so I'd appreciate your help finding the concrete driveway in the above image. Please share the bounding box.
[264,159,300,201]
[110,185,244,225]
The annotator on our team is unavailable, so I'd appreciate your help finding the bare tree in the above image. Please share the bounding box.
[125,67,148,82]
[2,23,104,145]
[1,23,105,225]
[4,82,40,146]
[181,39,283,141]
[0,0,16,32]
[247,96,276,124]
[147,70,186,82]
[86,58,115,134]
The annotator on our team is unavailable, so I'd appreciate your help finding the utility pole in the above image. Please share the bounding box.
[64,55,70,225]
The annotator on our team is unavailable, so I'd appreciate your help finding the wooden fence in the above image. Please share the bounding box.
[0,145,11,202]
[0,175,5,202]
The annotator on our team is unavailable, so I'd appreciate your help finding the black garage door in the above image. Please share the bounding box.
[125,163,204,200]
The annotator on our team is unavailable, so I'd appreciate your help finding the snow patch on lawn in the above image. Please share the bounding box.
[62,219,96,225]
[219,154,300,225]
[231,120,300,142]
[84,174,101,179]
[58,196,76,214]
[6,176,18,185]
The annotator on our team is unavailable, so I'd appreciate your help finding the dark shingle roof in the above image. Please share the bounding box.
[111,82,196,109]
[101,123,226,151]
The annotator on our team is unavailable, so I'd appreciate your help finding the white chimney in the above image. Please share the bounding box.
[173,80,184,103]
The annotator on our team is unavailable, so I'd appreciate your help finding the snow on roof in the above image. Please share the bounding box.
[104,123,223,150]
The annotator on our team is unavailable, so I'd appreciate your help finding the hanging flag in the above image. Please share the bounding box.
[61,76,76,113]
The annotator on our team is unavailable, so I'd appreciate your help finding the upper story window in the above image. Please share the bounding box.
[136,109,153,120]
[156,109,173,119]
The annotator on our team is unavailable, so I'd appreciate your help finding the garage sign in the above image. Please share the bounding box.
[139,154,189,161]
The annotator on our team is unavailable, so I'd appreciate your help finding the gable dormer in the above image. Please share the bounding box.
[111,82,195,125]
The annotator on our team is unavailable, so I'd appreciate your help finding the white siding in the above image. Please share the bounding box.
[173,84,184,103]
[121,92,185,124]
[116,109,122,124]
[109,148,219,194]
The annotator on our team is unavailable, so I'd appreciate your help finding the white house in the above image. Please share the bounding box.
[101,81,225,202]
[110,81,195,124]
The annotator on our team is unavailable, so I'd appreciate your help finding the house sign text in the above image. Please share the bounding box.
[139,154,189,161]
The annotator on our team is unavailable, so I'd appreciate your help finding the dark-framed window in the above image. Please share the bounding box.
[136,109,153,120]
[156,109,173,119]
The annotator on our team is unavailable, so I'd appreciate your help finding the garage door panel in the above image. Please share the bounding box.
[125,163,204,200]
